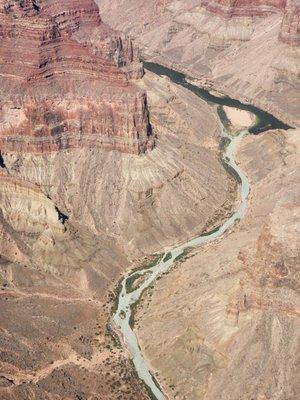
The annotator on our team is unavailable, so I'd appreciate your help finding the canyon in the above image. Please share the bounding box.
[99,0,300,126]
[0,1,236,399]
[0,1,299,400]
[135,128,299,400]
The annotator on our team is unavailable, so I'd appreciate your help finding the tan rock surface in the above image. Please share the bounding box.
[99,0,300,126]
[134,129,300,400]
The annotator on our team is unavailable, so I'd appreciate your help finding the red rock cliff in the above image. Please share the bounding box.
[201,0,287,17]
[0,0,154,155]
[201,0,299,46]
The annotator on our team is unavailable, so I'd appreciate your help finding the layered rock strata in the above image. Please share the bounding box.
[0,48,235,399]
[201,0,287,17]
[0,0,154,155]
[99,0,300,126]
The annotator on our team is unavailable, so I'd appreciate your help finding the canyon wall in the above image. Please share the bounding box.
[279,0,300,45]
[201,0,287,17]
[0,0,154,155]
[99,0,300,126]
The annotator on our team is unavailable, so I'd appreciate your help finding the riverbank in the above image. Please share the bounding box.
[141,54,297,128]
[110,63,292,400]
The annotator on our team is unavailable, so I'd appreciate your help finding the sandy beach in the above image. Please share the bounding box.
[224,106,255,127]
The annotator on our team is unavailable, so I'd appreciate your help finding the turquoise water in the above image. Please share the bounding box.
[113,62,291,400]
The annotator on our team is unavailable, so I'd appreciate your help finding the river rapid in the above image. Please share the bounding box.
[112,63,290,400]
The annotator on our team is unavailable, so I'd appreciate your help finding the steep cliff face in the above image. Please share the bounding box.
[279,0,300,45]
[0,0,154,155]
[201,0,287,17]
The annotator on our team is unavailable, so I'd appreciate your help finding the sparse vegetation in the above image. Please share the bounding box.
[217,105,232,132]
[174,247,192,262]
[129,299,139,329]
[221,159,242,184]
[131,254,163,274]
[125,273,141,294]
[200,225,220,237]
[219,136,231,150]
[128,359,161,400]
[105,323,121,348]
[163,251,172,262]
[111,278,124,315]
[111,255,163,314]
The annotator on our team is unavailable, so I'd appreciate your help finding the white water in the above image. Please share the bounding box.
[113,126,250,399]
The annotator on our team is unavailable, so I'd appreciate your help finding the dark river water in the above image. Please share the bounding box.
[144,61,292,134]
[112,61,292,400]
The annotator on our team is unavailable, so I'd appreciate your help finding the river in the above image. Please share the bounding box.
[112,62,290,400]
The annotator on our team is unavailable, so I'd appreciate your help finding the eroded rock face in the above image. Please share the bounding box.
[0,0,154,154]
[0,171,64,236]
[202,0,300,46]
[201,0,287,17]
[279,0,300,45]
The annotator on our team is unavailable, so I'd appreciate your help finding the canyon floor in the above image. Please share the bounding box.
[134,128,300,400]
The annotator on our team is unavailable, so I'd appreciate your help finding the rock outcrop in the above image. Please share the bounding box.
[0,0,154,155]
[0,171,65,236]
[201,0,287,17]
